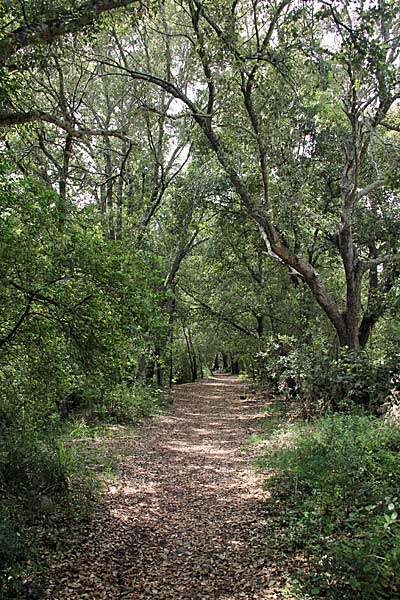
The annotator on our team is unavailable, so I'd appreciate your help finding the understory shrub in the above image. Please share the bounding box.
[255,338,400,414]
[2,427,65,498]
[0,508,23,572]
[0,413,91,597]
[260,414,400,599]
[0,508,26,599]
[95,382,165,423]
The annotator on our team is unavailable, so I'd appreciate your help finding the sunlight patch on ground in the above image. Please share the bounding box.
[160,441,236,456]
[43,375,298,600]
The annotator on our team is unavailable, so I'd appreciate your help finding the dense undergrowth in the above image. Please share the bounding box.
[0,167,169,597]
[255,338,400,415]
[256,340,400,598]
[258,410,400,599]
[0,382,165,599]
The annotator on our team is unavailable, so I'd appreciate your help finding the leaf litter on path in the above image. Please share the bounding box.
[43,375,301,600]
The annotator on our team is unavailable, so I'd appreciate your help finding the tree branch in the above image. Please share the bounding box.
[178,283,258,339]
[0,0,141,68]
[0,109,135,142]
[0,295,34,348]
[105,61,345,340]
[357,178,386,200]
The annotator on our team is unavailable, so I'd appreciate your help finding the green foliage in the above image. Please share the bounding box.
[0,160,165,407]
[1,423,66,498]
[0,411,96,597]
[0,507,26,599]
[0,162,168,593]
[100,382,164,423]
[260,414,400,599]
[255,339,400,414]
[0,508,22,572]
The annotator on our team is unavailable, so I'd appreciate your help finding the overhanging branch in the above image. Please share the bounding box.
[0,0,141,68]
[0,110,135,142]
[356,178,386,200]
[178,283,258,339]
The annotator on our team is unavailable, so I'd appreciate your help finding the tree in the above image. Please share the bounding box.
[0,0,142,69]
[2,0,400,367]
[103,0,400,350]
[0,161,165,410]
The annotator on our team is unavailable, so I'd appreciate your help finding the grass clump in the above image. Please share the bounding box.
[259,413,400,599]
[102,382,165,423]
[0,416,98,598]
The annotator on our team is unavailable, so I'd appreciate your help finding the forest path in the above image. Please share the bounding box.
[44,376,293,600]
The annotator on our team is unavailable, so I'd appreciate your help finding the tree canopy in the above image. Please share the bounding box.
[1,1,400,597]
[0,0,399,389]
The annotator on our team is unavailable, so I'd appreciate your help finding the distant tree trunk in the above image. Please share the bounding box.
[59,136,73,203]
[116,170,123,240]
[169,336,174,388]
[127,176,135,217]
[145,362,155,383]
[230,354,240,375]
[188,330,197,382]
[213,353,220,371]
[196,347,205,379]
[145,350,155,383]
[100,182,107,215]
[168,295,176,388]
[155,346,162,386]
[256,314,264,339]
[358,244,379,349]
[222,353,229,371]
[137,354,146,380]
[105,138,115,240]
[183,327,197,382]
[57,133,73,227]
[144,347,163,386]
[191,351,197,382]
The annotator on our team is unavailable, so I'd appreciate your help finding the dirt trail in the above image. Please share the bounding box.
[44,376,291,600]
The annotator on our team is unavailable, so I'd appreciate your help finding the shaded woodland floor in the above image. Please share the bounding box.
[43,376,298,599]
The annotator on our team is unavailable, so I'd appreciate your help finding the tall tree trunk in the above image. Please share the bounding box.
[58,133,73,227]
[188,329,197,382]
[213,353,220,371]
[169,330,174,388]
[127,176,135,217]
[103,137,115,240]
[155,345,162,387]
[116,171,123,241]
[230,355,240,375]
[256,314,264,339]
[183,327,197,382]
[167,293,176,388]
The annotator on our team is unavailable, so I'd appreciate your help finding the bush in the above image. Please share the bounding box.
[260,414,400,599]
[255,339,400,414]
[0,404,100,596]
[0,408,121,597]
[101,382,164,423]
[0,508,26,598]
[0,510,23,572]
[0,414,85,499]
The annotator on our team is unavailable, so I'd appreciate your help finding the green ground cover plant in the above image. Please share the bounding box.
[259,413,400,599]
[0,382,165,598]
